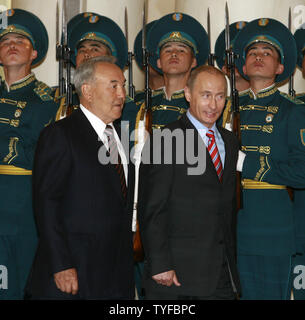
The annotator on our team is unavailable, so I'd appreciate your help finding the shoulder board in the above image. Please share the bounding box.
[125,95,134,103]
[280,92,305,105]
[296,92,305,98]
[34,81,54,102]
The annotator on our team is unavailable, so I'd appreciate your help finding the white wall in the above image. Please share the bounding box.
[177,0,305,93]
[10,0,305,94]
[13,0,58,86]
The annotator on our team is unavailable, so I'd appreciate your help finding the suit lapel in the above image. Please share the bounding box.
[73,109,127,203]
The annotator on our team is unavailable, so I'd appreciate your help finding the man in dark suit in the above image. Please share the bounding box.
[138,65,241,300]
[26,56,134,299]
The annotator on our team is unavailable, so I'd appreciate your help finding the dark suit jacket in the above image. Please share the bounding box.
[138,113,241,297]
[26,109,134,299]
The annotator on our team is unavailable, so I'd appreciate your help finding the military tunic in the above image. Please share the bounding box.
[0,73,58,299]
[136,88,190,131]
[222,85,305,299]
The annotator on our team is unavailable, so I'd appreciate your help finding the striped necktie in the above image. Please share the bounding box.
[206,129,223,181]
[104,125,127,199]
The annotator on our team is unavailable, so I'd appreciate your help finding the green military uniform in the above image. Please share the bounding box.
[0,9,58,299]
[135,12,209,131]
[222,18,305,299]
[290,27,305,300]
[54,13,138,141]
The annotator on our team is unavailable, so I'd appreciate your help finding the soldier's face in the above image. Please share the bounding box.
[157,41,197,75]
[185,71,227,128]
[76,40,111,68]
[0,33,37,67]
[243,42,284,81]
[81,62,126,124]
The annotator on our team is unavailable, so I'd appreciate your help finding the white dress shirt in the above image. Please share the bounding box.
[80,104,128,184]
[187,110,226,167]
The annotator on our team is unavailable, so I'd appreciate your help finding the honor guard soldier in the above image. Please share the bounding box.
[222,18,305,300]
[291,26,305,300]
[56,13,138,139]
[133,21,164,103]
[0,9,59,299]
[136,12,209,130]
[215,21,250,94]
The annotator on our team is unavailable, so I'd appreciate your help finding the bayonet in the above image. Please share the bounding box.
[56,0,65,96]
[56,0,59,46]
[207,8,214,66]
[142,0,151,115]
[288,7,296,98]
[225,2,242,210]
[225,2,230,53]
[125,7,135,99]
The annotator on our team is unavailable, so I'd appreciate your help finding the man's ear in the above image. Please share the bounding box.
[191,57,197,69]
[157,58,161,70]
[184,86,191,103]
[31,50,38,61]
[242,64,247,76]
[222,65,229,77]
[81,83,92,102]
[275,63,284,76]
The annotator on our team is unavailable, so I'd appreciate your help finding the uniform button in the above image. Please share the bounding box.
[219,240,223,245]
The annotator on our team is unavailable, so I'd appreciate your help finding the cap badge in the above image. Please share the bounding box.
[172,13,183,21]
[6,9,15,17]
[89,15,99,23]
[84,12,93,18]
[258,18,269,27]
[170,31,182,39]
[236,21,246,30]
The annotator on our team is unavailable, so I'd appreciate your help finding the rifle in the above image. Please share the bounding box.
[142,0,152,132]
[288,7,296,98]
[207,8,215,66]
[125,7,135,99]
[225,2,242,210]
[132,0,151,263]
[56,0,73,118]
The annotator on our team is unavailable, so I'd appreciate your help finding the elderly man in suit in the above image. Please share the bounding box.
[138,65,241,300]
[26,56,134,300]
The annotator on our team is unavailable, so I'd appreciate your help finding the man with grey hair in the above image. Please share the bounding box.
[26,56,135,300]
